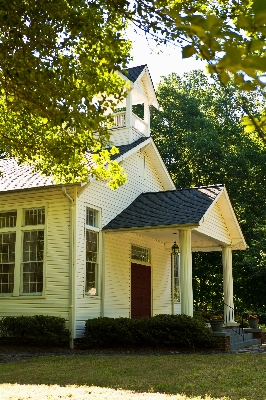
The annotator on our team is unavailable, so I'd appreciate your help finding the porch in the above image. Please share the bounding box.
[103,184,247,325]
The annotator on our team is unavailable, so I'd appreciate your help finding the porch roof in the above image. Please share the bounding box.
[103,185,247,251]
[103,185,223,230]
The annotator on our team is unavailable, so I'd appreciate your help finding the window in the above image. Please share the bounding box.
[0,211,17,295]
[0,207,45,297]
[22,207,45,295]
[22,230,44,294]
[0,232,16,294]
[173,253,180,302]
[131,245,151,263]
[85,207,100,295]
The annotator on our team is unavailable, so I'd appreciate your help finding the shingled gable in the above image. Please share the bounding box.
[123,65,147,83]
[103,185,224,230]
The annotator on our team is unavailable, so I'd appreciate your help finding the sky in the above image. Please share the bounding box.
[126,24,206,88]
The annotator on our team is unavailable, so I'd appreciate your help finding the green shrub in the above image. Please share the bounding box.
[83,314,215,349]
[0,315,70,345]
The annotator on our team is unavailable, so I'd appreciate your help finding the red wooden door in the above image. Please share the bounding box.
[131,263,151,318]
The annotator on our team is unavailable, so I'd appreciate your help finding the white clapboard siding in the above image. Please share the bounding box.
[90,150,164,227]
[0,187,73,328]
[74,150,166,336]
[104,232,171,318]
[174,303,181,315]
[196,202,231,244]
[135,78,148,100]
[152,245,172,315]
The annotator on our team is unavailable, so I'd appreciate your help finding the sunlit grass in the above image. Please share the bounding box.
[0,383,227,400]
[0,354,266,399]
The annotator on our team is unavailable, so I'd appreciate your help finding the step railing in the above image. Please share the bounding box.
[223,302,245,341]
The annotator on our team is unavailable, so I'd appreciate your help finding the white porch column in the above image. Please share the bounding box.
[179,229,193,317]
[222,246,235,324]
[126,90,132,143]
[144,100,150,136]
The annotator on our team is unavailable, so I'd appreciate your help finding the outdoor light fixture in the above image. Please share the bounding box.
[171,241,179,255]
[171,241,180,312]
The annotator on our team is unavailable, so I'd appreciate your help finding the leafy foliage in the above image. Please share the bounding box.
[0,315,70,345]
[151,70,266,312]
[0,0,131,187]
[2,0,266,186]
[127,0,266,144]
[83,314,215,348]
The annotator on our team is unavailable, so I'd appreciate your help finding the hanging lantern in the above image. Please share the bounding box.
[171,241,179,255]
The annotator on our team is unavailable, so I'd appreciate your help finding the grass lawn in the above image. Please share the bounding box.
[0,353,266,400]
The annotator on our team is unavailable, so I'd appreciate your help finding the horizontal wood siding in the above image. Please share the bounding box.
[135,78,148,100]
[152,244,172,315]
[104,232,171,318]
[75,150,165,337]
[174,303,181,315]
[91,151,164,226]
[0,187,73,328]
[197,202,231,244]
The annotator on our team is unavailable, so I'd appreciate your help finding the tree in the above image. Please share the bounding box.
[151,70,266,312]
[2,1,266,187]
[0,0,131,187]
[127,1,266,143]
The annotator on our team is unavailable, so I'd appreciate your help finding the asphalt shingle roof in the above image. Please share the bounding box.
[123,65,147,82]
[103,185,223,230]
[0,158,56,192]
[111,137,149,160]
[0,138,149,192]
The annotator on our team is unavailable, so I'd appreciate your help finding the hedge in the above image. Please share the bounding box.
[0,315,70,345]
[83,314,215,349]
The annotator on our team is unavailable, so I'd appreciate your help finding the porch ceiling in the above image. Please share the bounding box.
[105,226,228,252]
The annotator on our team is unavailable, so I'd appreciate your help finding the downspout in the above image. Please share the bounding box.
[100,231,105,317]
[62,186,75,349]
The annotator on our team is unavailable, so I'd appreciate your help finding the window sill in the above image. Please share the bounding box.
[85,294,101,300]
[0,295,46,299]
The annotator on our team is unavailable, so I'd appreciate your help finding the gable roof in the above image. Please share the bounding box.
[0,158,56,192]
[0,138,160,193]
[120,64,158,108]
[110,136,149,160]
[103,185,224,230]
[123,65,147,83]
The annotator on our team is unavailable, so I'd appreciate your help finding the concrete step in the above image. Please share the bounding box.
[224,331,254,342]
[230,338,261,351]
[221,327,262,350]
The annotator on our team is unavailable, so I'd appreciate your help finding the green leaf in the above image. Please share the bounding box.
[182,45,196,59]
[236,14,253,29]
[254,11,266,25]
[252,0,266,15]
[249,39,266,52]
[243,55,266,71]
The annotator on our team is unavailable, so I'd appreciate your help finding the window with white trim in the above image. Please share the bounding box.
[0,207,45,296]
[85,207,100,295]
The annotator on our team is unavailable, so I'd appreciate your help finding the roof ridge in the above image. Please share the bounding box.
[137,184,224,196]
